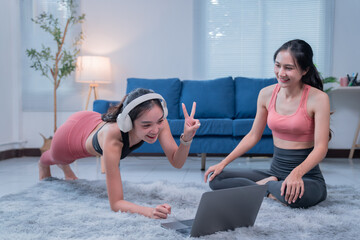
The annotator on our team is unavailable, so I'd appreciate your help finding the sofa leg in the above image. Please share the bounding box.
[201,153,206,171]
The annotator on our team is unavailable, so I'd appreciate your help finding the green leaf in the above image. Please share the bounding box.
[323,76,338,84]
[25,0,86,85]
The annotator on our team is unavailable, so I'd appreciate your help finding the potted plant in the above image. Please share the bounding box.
[322,76,338,93]
[26,0,85,152]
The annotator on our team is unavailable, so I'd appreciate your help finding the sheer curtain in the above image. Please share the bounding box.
[194,0,335,79]
[21,0,83,111]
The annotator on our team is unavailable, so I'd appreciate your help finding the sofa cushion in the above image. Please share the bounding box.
[133,135,274,154]
[234,136,274,154]
[180,77,235,119]
[234,77,277,118]
[233,119,273,137]
[93,100,120,114]
[188,136,238,154]
[126,78,181,119]
[168,119,233,136]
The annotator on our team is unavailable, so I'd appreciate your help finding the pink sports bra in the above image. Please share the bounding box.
[267,84,315,142]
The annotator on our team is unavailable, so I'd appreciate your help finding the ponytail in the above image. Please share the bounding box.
[302,64,323,91]
[101,95,127,122]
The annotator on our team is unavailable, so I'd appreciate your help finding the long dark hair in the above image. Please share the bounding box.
[102,88,163,123]
[273,39,323,91]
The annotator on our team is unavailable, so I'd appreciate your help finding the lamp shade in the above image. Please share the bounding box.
[76,56,112,84]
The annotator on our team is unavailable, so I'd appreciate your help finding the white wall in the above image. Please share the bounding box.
[328,88,360,149]
[80,0,194,101]
[328,0,360,148]
[0,0,359,150]
[22,0,194,148]
[332,0,360,78]
[0,0,23,151]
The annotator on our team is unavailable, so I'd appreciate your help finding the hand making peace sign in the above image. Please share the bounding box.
[181,102,201,142]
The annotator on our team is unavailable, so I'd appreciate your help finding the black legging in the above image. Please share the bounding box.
[209,147,327,208]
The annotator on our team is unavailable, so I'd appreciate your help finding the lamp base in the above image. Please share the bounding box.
[85,83,99,110]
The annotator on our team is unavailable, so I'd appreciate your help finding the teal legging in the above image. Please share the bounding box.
[209,147,327,208]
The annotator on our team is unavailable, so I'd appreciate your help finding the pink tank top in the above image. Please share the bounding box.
[267,84,314,142]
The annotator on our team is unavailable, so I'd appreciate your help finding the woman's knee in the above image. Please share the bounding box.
[287,196,318,208]
[39,150,53,165]
[267,179,327,208]
[277,190,326,208]
[293,188,326,208]
[209,175,222,190]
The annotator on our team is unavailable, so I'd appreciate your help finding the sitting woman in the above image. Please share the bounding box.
[204,39,330,208]
[39,88,200,218]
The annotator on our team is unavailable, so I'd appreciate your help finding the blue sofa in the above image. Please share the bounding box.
[93,76,277,170]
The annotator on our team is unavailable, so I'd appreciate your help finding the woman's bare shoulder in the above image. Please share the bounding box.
[307,86,330,111]
[103,123,123,142]
[259,83,277,100]
[308,86,329,102]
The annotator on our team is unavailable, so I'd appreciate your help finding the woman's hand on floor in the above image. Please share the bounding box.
[204,162,225,183]
[149,203,171,219]
[281,170,304,204]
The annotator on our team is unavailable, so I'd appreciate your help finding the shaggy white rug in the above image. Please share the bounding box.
[0,178,359,240]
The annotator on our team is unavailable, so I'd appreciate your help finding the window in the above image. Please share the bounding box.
[21,0,83,111]
[194,0,335,79]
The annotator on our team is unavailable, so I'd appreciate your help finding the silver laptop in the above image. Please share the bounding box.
[161,184,267,238]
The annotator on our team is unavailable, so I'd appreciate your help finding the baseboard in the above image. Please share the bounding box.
[326,149,360,158]
[130,150,360,159]
[0,148,359,161]
[0,148,41,161]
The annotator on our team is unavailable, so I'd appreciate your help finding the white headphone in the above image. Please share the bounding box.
[116,93,168,132]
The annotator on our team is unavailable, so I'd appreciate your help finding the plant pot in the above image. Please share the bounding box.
[40,133,52,154]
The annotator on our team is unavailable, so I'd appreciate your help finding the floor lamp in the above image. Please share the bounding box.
[76,56,112,174]
[76,56,112,110]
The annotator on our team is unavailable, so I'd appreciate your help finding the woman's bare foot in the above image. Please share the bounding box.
[268,193,287,206]
[39,161,51,180]
[57,164,78,180]
[268,193,277,200]
[256,176,278,185]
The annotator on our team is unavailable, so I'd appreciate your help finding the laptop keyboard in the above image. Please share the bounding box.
[177,227,191,236]
[180,219,194,226]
